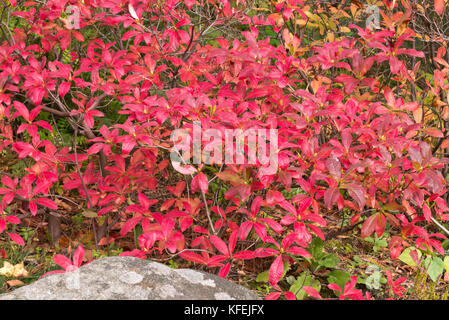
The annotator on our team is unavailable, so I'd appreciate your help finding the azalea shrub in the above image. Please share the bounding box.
[1,0,449,299]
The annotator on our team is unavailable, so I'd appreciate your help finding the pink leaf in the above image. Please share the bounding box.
[326,157,341,181]
[303,286,322,299]
[423,204,432,221]
[13,101,29,121]
[210,235,229,256]
[35,198,58,210]
[233,250,255,259]
[53,254,73,270]
[324,187,340,210]
[179,251,208,264]
[435,0,446,15]
[192,172,208,194]
[72,245,84,268]
[88,143,104,155]
[58,81,71,98]
[265,292,281,300]
[328,283,342,292]
[269,255,284,286]
[172,161,196,175]
[286,246,312,258]
[29,201,38,216]
[218,263,231,278]
[120,216,142,237]
[8,232,25,246]
[5,216,20,224]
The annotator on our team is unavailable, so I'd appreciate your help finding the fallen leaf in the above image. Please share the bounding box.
[6,279,24,287]
[0,261,28,277]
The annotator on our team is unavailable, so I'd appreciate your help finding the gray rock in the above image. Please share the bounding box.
[0,256,260,300]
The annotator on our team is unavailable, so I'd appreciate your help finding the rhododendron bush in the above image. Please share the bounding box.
[1,0,449,299]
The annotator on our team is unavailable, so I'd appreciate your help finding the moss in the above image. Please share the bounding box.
[324,239,354,255]
[409,266,449,300]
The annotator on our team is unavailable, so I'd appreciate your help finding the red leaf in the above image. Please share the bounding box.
[233,250,255,259]
[5,216,20,224]
[58,81,71,98]
[361,213,377,239]
[424,128,444,138]
[29,202,38,216]
[328,283,342,292]
[423,203,432,221]
[326,157,341,181]
[361,212,386,238]
[88,143,104,155]
[13,101,29,121]
[389,236,403,259]
[7,232,25,247]
[179,251,208,264]
[389,56,402,74]
[35,198,58,210]
[269,255,284,286]
[160,218,175,238]
[265,292,281,300]
[191,172,208,194]
[303,286,322,299]
[324,187,340,210]
[265,191,284,206]
[120,216,142,237]
[284,291,296,300]
[238,220,253,240]
[286,246,312,258]
[218,263,231,278]
[346,183,366,210]
[53,254,73,270]
[210,235,229,256]
[72,245,84,268]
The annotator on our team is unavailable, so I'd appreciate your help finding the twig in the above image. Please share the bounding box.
[431,216,449,237]
[74,129,98,251]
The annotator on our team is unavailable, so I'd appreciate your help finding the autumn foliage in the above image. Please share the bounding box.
[1,0,449,299]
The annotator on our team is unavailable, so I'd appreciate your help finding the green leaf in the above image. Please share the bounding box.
[318,254,340,268]
[309,237,324,259]
[256,270,269,283]
[353,255,364,265]
[427,257,444,282]
[82,210,98,218]
[444,256,449,273]
[327,270,351,291]
[289,271,321,300]
[398,247,422,266]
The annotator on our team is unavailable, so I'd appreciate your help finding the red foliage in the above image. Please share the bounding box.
[0,0,448,299]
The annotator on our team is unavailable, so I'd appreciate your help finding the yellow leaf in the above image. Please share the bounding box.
[413,107,423,123]
[13,263,28,277]
[328,19,337,31]
[0,262,14,276]
[295,19,307,27]
[0,261,28,277]
[82,209,98,218]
